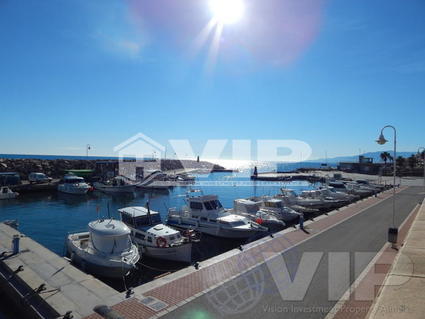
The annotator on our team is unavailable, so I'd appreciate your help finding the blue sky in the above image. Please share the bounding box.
[1,0,424,161]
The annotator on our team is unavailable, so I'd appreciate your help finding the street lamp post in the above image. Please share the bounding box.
[86,144,91,158]
[418,147,425,189]
[376,125,397,247]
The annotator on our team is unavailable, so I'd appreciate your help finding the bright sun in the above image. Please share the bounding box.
[209,0,245,25]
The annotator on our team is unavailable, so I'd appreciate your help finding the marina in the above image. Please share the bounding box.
[1,166,410,318]
[2,0,425,317]
[1,178,423,318]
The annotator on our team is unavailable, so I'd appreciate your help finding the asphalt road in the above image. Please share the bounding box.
[162,187,425,319]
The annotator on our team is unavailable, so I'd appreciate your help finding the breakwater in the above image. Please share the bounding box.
[0,158,224,180]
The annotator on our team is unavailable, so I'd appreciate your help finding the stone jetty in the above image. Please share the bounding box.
[0,158,225,180]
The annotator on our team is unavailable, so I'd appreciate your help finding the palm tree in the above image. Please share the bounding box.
[419,151,425,167]
[380,152,391,165]
[408,155,417,170]
[396,156,405,169]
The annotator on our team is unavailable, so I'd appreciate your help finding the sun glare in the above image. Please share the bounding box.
[209,0,245,25]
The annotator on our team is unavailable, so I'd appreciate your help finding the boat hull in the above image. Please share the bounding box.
[58,186,89,195]
[93,183,136,193]
[142,243,192,263]
[66,234,139,278]
[0,193,18,200]
[167,218,262,239]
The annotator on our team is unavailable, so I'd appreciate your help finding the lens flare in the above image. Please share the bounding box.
[208,0,245,25]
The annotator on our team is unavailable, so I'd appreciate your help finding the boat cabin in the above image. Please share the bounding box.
[119,207,182,246]
[62,175,86,184]
[328,182,347,190]
[280,189,297,197]
[189,195,223,211]
[233,199,261,215]
[263,198,284,209]
[88,220,132,255]
[300,190,322,198]
[185,195,254,227]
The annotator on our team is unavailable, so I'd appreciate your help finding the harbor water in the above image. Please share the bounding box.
[0,171,316,312]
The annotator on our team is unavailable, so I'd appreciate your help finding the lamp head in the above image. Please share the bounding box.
[376,133,388,145]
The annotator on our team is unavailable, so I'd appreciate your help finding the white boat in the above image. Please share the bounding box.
[66,219,140,278]
[167,192,268,239]
[119,206,197,263]
[344,182,375,197]
[318,186,359,202]
[58,174,90,195]
[256,197,301,223]
[277,189,327,210]
[94,176,136,193]
[0,186,19,200]
[328,181,372,197]
[232,198,286,231]
[356,179,385,191]
[299,190,346,209]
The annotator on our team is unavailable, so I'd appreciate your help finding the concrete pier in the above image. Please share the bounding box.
[0,224,124,319]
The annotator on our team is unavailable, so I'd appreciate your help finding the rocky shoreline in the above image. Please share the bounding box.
[0,158,225,180]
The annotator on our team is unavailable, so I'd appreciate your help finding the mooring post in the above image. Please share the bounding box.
[12,234,20,254]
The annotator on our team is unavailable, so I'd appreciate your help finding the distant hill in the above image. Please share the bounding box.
[313,151,416,164]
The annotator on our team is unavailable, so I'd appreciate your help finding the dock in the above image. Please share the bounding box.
[2,186,424,318]
[0,224,124,319]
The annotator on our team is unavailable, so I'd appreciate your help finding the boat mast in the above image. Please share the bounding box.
[146,201,152,225]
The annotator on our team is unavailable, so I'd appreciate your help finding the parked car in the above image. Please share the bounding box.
[28,172,52,184]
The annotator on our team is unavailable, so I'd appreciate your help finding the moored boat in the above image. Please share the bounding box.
[167,191,268,239]
[66,219,140,278]
[58,174,90,195]
[0,186,19,200]
[94,176,136,193]
[232,198,286,231]
[119,206,198,263]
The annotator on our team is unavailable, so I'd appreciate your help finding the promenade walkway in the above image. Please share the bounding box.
[367,192,425,319]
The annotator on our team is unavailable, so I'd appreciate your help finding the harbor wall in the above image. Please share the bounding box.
[0,158,224,180]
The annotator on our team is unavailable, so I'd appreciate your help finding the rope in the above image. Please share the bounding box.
[137,261,185,273]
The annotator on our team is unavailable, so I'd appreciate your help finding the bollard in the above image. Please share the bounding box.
[12,235,20,254]
[388,227,398,244]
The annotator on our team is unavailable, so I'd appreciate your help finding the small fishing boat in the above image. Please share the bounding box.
[318,186,359,202]
[58,174,90,195]
[94,176,136,193]
[256,197,301,223]
[66,219,140,278]
[232,198,286,231]
[299,190,347,209]
[119,205,198,263]
[277,189,327,210]
[167,191,268,239]
[0,186,19,200]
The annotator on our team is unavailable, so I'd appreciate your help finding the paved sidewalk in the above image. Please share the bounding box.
[367,194,425,319]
